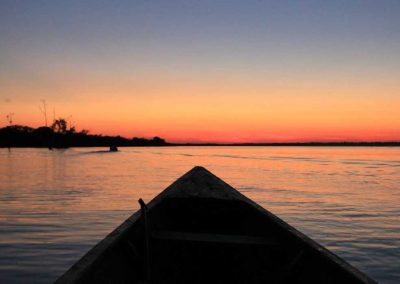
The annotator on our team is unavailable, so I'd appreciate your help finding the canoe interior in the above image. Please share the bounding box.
[57,166,376,284]
[68,197,368,284]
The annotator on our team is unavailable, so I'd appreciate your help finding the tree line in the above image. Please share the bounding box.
[0,119,168,148]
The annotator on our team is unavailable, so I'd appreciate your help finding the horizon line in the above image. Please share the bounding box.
[2,124,400,145]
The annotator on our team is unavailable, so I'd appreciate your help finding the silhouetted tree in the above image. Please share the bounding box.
[152,136,166,145]
[34,126,53,136]
[51,118,68,134]
[39,100,48,126]
[6,113,14,125]
[0,123,168,147]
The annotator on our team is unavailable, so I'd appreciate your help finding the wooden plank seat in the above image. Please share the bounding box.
[152,231,279,246]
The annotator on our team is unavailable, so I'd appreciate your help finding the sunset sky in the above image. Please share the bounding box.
[1,1,399,142]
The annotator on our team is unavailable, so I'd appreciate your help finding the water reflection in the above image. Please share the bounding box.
[0,147,399,283]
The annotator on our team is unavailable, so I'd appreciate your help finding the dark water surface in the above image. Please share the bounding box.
[0,147,399,283]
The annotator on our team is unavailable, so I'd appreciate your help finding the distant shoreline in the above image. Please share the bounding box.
[169,142,400,147]
[2,142,400,148]
[1,125,399,148]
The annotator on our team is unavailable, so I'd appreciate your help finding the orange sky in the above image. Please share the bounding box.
[2,76,399,142]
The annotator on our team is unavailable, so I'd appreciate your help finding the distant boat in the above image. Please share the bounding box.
[55,167,377,284]
[109,145,118,152]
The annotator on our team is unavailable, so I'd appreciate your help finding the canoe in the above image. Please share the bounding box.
[56,166,377,284]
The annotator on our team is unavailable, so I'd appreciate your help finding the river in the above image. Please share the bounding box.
[0,147,399,283]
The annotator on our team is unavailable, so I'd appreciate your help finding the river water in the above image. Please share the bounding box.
[0,147,399,283]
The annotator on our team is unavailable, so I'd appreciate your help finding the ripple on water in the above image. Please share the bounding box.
[0,147,399,283]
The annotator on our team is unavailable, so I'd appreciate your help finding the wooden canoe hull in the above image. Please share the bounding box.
[56,166,377,284]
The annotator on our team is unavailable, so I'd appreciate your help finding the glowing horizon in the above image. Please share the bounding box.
[1,1,399,143]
